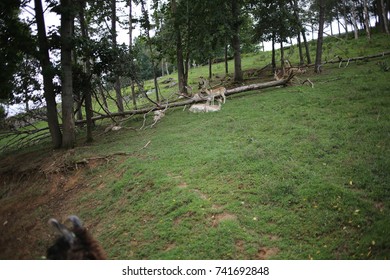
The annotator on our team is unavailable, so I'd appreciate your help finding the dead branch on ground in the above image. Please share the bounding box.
[302,79,314,88]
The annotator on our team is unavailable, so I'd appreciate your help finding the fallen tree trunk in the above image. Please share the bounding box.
[225,77,291,96]
[322,51,390,66]
[75,75,293,124]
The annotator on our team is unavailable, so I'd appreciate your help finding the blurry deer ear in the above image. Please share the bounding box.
[48,218,75,244]
[67,215,83,229]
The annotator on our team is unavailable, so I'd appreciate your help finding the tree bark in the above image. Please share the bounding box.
[112,0,124,113]
[380,0,390,34]
[350,3,359,39]
[231,0,243,83]
[363,0,371,40]
[315,0,325,73]
[208,58,212,80]
[140,0,160,103]
[224,44,229,74]
[60,0,75,149]
[336,12,341,36]
[141,3,160,103]
[297,33,304,65]
[171,0,187,94]
[280,41,285,68]
[34,0,62,148]
[79,0,93,142]
[290,0,301,63]
[271,34,276,72]
[128,0,137,110]
[343,0,349,39]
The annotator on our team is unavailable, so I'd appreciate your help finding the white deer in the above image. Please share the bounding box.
[189,100,222,113]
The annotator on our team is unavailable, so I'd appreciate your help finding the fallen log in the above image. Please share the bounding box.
[75,74,293,125]
[320,51,390,67]
[225,75,292,96]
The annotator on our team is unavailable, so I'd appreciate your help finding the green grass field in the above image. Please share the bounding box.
[1,32,389,259]
[75,43,389,259]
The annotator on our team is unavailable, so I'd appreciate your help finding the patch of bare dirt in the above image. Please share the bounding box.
[0,149,106,259]
[211,212,237,227]
[256,247,279,260]
[164,243,176,252]
[193,189,208,200]
[266,234,280,241]
[235,240,245,254]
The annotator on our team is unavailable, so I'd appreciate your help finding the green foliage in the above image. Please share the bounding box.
[252,0,298,43]
[0,0,36,99]
[154,0,252,66]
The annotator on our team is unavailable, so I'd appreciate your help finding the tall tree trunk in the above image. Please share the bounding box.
[79,0,93,143]
[363,0,371,40]
[73,51,83,121]
[112,0,124,113]
[171,0,187,94]
[291,0,304,65]
[330,20,334,36]
[336,12,341,36]
[140,0,159,103]
[61,0,75,149]
[350,3,359,39]
[128,0,137,110]
[376,0,384,31]
[315,0,325,73]
[184,52,190,88]
[297,33,304,65]
[165,61,169,75]
[343,0,349,39]
[224,44,229,74]
[301,28,311,64]
[208,58,212,80]
[280,41,285,68]
[271,34,276,73]
[311,21,314,40]
[99,84,109,111]
[34,0,62,148]
[380,0,390,34]
[231,0,243,83]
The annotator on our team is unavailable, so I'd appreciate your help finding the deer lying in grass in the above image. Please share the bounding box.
[189,99,222,113]
[47,215,106,260]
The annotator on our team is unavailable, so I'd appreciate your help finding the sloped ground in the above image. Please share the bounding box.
[1,55,389,260]
[0,149,105,259]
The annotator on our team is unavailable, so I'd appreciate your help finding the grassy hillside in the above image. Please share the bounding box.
[0,32,389,259]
